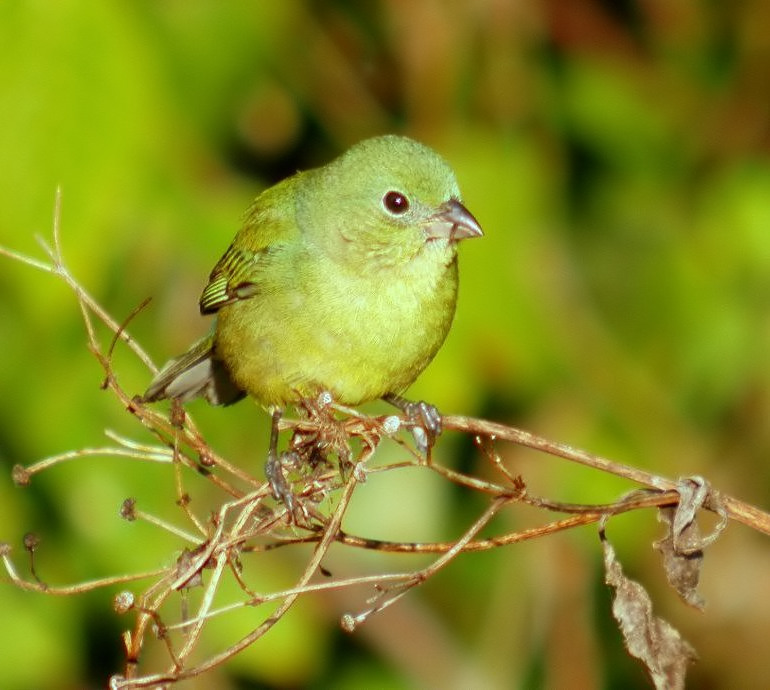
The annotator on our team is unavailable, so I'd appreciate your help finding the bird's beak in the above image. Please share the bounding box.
[424,198,483,242]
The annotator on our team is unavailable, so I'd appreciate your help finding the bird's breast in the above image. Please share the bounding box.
[214,244,459,407]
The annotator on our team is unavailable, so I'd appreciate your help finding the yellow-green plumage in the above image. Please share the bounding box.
[143,135,481,409]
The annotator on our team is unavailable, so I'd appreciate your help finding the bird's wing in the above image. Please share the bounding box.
[199,244,264,314]
[198,175,303,315]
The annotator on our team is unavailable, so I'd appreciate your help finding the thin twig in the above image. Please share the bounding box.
[4,193,770,689]
[442,415,770,536]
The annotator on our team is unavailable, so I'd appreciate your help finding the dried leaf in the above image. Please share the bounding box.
[601,525,697,690]
[654,476,728,609]
[655,507,704,610]
[174,548,204,590]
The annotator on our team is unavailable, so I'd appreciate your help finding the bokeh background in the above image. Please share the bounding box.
[2,1,770,688]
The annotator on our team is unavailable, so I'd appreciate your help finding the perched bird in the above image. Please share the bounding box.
[142,134,482,498]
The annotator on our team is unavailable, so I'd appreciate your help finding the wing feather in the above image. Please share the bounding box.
[198,175,302,314]
[199,245,262,314]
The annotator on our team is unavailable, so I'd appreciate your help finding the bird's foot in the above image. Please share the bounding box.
[404,400,442,453]
[384,394,442,455]
[265,449,308,523]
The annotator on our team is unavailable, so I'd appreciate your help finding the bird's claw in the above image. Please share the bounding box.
[265,449,303,521]
[383,393,443,454]
[403,400,442,454]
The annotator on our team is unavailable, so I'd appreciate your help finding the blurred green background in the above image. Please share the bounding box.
[2,1,770,688]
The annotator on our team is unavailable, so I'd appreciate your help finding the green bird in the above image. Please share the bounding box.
[143,134,482,498]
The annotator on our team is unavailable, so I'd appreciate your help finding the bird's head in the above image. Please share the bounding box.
[300,135,482,269]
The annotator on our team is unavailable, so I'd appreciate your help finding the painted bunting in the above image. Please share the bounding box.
[142,135,482,499]
[144,134,481,408]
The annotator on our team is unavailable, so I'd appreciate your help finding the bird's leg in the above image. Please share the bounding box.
[383,392,442,454]
[264,407,299,519]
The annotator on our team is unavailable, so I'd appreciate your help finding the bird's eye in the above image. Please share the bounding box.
[383,190,409,215]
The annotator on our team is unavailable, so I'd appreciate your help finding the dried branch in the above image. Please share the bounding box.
[442,415,770,536]
[3,198,770,688]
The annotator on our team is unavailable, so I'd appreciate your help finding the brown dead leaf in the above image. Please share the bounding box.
[600,523,697,690]
[654,476,728,609]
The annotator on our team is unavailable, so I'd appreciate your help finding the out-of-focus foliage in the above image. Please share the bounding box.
[2,1,770,688]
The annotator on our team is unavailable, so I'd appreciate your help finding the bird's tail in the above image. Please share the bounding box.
[141,334,245,406]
